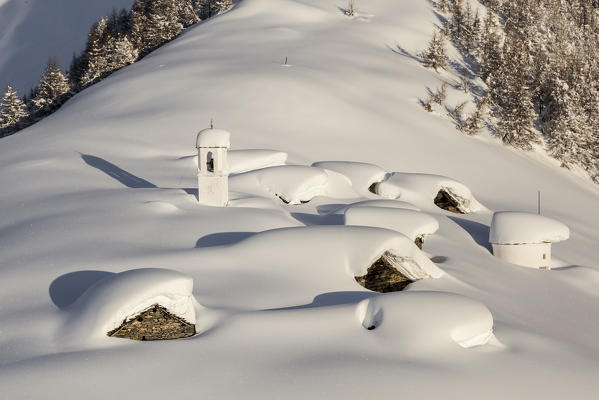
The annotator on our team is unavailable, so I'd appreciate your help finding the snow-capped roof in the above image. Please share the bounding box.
[196,128,231,148]
[229,165,357,204]
[65,268,197,345]
[489,211,570,245]
[344,206,439,240]
[374,173,485,213]
[312,161,388,195]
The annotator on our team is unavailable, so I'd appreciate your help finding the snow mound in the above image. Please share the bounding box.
[344,206,439,241]
[357,291,494,349]
[216,225,444,308]
[229,165,356,204]
[374,173,484,213]
[142,201,180,213]
[329,200,421,216]
[227,194,282,210]
[63,268,197,346]
[229,150,288,174]
[312,161,388,194]
[345,199,420,211]
[195,128,231,148]
[489,212,570,245]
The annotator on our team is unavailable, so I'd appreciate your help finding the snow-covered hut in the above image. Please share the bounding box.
[196,127,230,206]
[344,206,439,248]
[489,211,570,269]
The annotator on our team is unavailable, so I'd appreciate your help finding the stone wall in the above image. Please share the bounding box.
[107,304,196,341]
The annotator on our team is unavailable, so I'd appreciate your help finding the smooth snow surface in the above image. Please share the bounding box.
[344,206,439,240]
[229,149,288,173]
[489,211,570,244]
[195,128,231,148]
[1,0,599,398]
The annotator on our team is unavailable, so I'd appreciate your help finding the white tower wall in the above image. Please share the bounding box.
[197,147,229,207]
[491,242,552,269]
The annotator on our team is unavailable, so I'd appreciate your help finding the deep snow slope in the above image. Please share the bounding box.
[0,0,134,93]
[1,0,599,398]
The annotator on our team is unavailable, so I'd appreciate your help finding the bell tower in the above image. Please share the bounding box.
[196,126,230,206]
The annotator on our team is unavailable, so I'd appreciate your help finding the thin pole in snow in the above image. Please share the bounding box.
[285,56,288,65]
[210,119,214,129]
[538,190,541,215]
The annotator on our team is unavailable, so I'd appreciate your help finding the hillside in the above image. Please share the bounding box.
[0,0,134,93]
[0,0,598,398]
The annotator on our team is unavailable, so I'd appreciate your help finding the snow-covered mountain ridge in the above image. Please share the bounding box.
[1,0,598,398]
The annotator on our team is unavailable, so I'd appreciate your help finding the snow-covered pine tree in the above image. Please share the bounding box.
[177,0,200,27]
[480,11,502,82]
[150,0,183,45]
[436,0,451,13]
[432,82,448,105]
[106,34,140,72]
[460,97,488,136]
[197,0,232,19]
[81,17,111,85]
[449,0,465,48]
[215,0,233,13]
[68,52,88,88]
[132,0,182,54]
[131,0,153,54]
[544,79,585,168]
[495,31,538,150]
[0,86,29,132]
[419,32,448,71]
[31,58,71,112]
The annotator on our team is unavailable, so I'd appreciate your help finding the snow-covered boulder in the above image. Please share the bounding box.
[373,173,484,213]
[489,212,570,269]
[357,291,495,350]
[228,150,288,173]
[63,268,198,346]
[344,206,439,246]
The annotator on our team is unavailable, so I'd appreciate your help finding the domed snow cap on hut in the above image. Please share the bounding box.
[64,268,198,345]
[344,206,439,248]
[372,173,484,214]
[489,212,569,269]
[196,128,231,149]
[489,212,570,245]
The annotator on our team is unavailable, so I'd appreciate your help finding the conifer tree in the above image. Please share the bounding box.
[480,12,502,81]
[31,58,71,112]
[177,0,200,27]
[419,32,448,71]
[495,32,538,150]
[81,17,111,85]
[215,0,233,13]
[0,86,29,131]
[106,35,139,71]
[544,80,585,167]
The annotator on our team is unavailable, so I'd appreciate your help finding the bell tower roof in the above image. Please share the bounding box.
[196,128,231,149]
